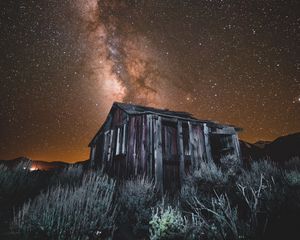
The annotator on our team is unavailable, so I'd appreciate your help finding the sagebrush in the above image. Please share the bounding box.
[12,171,116,240]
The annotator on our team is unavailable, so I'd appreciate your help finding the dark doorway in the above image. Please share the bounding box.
[111,154,126,179]
[161,120,180,194]
[210,134,234,164]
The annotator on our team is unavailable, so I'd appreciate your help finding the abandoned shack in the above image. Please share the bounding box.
[89,102,241,192]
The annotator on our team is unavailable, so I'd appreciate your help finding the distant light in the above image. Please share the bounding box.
[29,166,38,171]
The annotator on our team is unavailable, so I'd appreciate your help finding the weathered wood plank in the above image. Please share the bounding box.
[198,127,205,163]
[133,117,138,175]
[189,123,203,170]
[122,123,127,154]
[115,127,120,155]
[130,117,136,175]
[203,124,213,163]
[110,129,115,162]
[232,134,241,162]
[148,115,153,177]
[107,129,113,163]
[141,115,147,174]
[193,125,201,169]
[154,116,163,191]
[188,121,194,170]
[177,121,185,182]
[103,131,108,162]
[89,145,96,166]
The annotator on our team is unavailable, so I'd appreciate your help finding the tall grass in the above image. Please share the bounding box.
[0,162,45,206]
[117,176,159,236]
[12,171,116,240]
[49,164,84,187]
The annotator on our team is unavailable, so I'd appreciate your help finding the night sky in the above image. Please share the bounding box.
[0,0,299,162]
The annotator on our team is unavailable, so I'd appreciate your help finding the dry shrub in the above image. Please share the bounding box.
[284,156,300,171]
[149,199,203,240]
[118,176,159,236]
[12,171,116,240]
[188,192,239,240]
[285,170,300,186]
[193,161,228,184]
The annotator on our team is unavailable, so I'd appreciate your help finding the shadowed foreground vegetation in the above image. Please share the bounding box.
[1,157,300,239]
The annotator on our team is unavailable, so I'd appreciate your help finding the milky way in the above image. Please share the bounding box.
[76,0,173,108]
[0,0,299,162]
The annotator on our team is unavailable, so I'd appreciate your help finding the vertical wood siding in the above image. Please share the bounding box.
[92,106,240,192]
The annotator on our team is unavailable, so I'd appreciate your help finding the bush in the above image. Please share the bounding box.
[180,159,238,212]
[188,193,240,240]
[118,177,159,236]
[193,161,228,184]
[0,162,45,206]
[238,159,279,189]
[12,171,116,240]
[285,170,300,186]
[236,161,287,238]
[251,160,278,177]
[284,156,300,171]
[149,203,188,240]
[184,159,288,239]
[220,154,241,173]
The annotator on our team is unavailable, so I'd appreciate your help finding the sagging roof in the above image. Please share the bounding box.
[89,102,241,146]
[114,102,198,120]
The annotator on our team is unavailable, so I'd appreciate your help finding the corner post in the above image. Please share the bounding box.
[203,124,213,163]
[232,133,241,163]
[89,145,96,167]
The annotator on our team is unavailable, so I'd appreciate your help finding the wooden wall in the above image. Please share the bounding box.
[91,108,241,191]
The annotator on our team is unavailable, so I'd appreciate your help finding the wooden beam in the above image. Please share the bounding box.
[107,129,114,162]
[147,114,154,177]
[198,127,205,164]
[141,115,147,174]
[89,145,96,167]
[203,124,213,163]
[232,134,241,162]
[177,121,185,183]
[188,121,194,170]
[122,123,127,154]
[154,116,163,191]
[115,127,120,155]
[193,126,202,169]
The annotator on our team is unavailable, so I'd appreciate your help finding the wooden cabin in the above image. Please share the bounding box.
[89,102,241,192]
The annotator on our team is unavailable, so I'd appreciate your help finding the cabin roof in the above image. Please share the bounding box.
[114,102,198,120]
[89,102,241,146]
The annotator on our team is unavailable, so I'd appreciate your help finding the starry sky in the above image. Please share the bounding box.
[0,0,299,162]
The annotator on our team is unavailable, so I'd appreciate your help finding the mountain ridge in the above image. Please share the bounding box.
[240,132,300,164]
